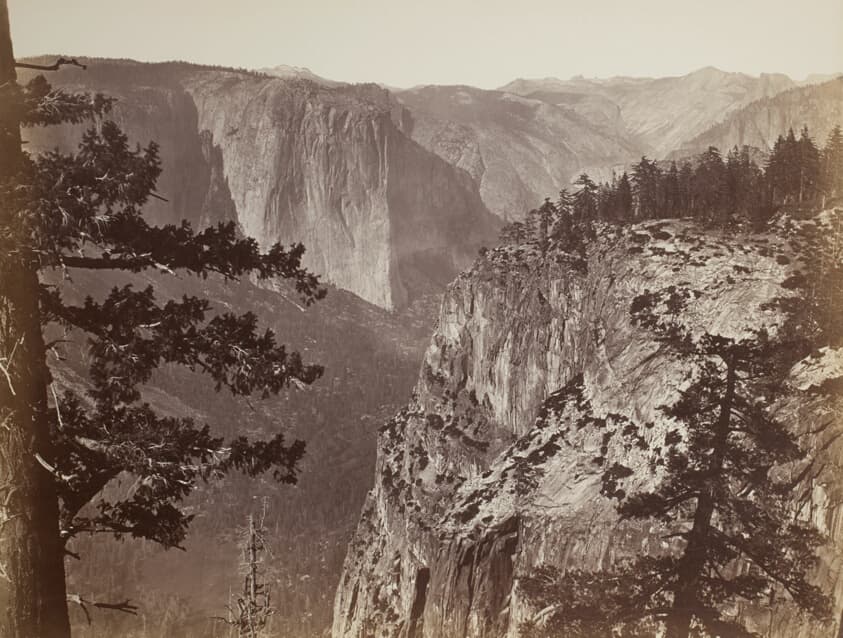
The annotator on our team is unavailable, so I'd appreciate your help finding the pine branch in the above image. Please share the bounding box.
[16,57,86,71]
[41,285,323,401]
[67,593,138,624]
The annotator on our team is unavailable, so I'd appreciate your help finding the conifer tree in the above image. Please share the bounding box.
[573,173,598,223]
[524,207,541,245]
[216,506,275,638]
[783,127,801,202]
[615,172,634,221]
[726,146,765,220]
[555,187,574,219]
[548,189,574,244]
[535,198,557,254]
[596,181,614,221]
[678,162,694,214]
[664,161,681,215]
[797,127,821,205]
[765,134,788,205]
[0,5,324,636]
[692,146,728,222]
[820,125,843,200]
[521,285,832,638]
[499,220,527,245]
[631,157,662,219]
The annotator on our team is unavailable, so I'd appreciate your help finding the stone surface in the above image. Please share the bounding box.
[20,60,500,310]
[334,213,843,638]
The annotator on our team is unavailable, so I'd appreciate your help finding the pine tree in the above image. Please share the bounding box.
[725,146,765,220]
[631,157,662,219]
[555,187,574,218]
[573,173,598,223]
[797,127,821,205]
[664,161,681,216]
[616,172,634,221]
[783,127,801,203]
[548,189,573,244]
[535,198,557,254]
[499,220,527,245]
[692,146,728,222]
[521,285,832,638]
[0,6,324,636]
[678,162,694,214]
[765,134,788,205]
[217,505,275,638]
[820,125,843,200]
[524,208,541,245]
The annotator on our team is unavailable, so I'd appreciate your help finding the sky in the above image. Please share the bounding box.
[8,0,843,89]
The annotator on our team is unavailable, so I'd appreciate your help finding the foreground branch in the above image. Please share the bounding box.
[67,593,138,624]
[15,57,86,71]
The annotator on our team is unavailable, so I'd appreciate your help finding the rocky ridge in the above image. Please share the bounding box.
[501,68,798,157]
[333,212,843,637]
[396,85,637,220]
[674,77,843,157]
[398,68,817,222]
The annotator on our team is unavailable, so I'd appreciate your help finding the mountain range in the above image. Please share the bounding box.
[22,58,843,305]
[18,56,843,638]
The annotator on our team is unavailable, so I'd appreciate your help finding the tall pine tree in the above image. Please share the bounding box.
[0,5,324,635]
[797,127,821,205]
[631,157,662,219]
[820,125,843,201]
[573,173,598,223]
[521,284,832,638]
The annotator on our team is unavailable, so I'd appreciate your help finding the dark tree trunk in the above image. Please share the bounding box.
[0,1,72,635]
[665,354,737,638]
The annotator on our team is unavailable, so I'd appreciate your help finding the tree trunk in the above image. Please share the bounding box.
[0,1,71,635]
[665,354,737,638]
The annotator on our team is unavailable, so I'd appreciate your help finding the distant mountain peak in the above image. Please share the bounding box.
[689,65,728,76]
[257,64,340,86]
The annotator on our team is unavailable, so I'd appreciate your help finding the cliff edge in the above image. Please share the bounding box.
[333,212,843,637]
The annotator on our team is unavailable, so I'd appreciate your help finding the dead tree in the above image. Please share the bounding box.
[216,504,275,637]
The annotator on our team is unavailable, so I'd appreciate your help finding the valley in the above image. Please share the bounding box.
[12,54,843,638]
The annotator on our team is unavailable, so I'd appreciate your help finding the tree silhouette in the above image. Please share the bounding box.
[521,285,832,638]
[0,4,324,635]
[821,125,843,200]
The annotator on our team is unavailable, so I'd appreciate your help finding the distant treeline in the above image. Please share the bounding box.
[500,125,843,248]
[17,57,273,90]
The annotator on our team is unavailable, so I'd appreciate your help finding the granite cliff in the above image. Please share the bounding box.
[21,59,499,310]
[333,212,843,637]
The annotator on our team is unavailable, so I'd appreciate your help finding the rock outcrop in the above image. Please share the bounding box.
[333,213,843,637]
[21,59,499,310]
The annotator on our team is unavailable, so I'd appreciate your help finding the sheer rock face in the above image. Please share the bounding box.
[21,61,498,310]
[333,215,843,638]
[182,74,498,309]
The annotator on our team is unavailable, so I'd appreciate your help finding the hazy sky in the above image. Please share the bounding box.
[8,0,843,88]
